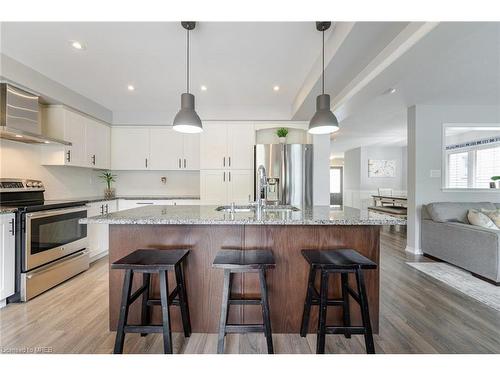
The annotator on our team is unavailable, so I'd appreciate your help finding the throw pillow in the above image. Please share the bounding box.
[468,209,498,230]
[479,208,500,229]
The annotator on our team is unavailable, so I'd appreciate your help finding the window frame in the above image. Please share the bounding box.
[442,123,500,192]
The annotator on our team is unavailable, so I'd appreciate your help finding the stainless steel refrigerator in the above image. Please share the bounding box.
[254,144,313,206]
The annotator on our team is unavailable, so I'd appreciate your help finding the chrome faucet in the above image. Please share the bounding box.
[256,165,267,209]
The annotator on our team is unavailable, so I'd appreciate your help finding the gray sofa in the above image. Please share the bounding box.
[421,202,500,284]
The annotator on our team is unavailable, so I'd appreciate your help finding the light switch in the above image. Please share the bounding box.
[430,169,441,178]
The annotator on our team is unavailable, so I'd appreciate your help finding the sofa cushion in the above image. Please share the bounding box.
[495,203,500,209]
[426,202,496,223]
[481,208,500,229]
[468,209,499,230]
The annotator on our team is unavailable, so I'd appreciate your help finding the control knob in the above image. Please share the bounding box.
[26,181,33,187]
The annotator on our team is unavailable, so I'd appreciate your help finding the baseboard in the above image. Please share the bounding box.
[90,250,108,264]
[471,272,500,286]
[405,245,423,255]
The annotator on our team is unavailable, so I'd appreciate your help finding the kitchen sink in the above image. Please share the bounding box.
[215,205,300,213]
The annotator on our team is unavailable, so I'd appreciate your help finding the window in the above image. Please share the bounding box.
[444,125,500,189]
[447,152,468,188]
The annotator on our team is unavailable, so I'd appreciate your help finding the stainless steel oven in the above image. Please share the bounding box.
[24,206,88,271]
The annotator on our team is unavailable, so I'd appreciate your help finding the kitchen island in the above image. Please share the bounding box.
[82,205,405,334]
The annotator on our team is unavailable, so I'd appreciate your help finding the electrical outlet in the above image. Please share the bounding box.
[161,177,167,184]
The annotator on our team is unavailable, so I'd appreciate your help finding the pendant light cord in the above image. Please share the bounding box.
[322,29,325,95]
[186,28,190,94]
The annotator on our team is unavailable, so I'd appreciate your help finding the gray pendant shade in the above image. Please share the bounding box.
[308,94,339,135]
[173,93,203,133]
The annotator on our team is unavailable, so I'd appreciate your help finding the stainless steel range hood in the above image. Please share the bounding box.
[0,84,71,146]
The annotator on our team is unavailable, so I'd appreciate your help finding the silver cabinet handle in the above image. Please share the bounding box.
[184,158,187,168]
[223,171,226,182]
[9,218,15,235]
[145,158,148,168]
[223,157,225,167]
[100,204,104,215]
[229,171,231,182]
[229,156,231,167]
[92,154,96,165]
[105,204,109,214]
[179,158,181,168]
[66,150,71,162]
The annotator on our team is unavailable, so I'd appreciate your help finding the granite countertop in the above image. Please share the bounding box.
[0,207,17,214]
[80,204,407,226]
[74,195,201,203]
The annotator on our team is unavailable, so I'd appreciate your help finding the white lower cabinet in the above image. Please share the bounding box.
[0,214,16,306]
[201,169,254,205]
[86,200,117,261]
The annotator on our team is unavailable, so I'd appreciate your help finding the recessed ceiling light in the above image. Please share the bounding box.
[70,40,85,50]
[127,85,135,91]
[15,134,23,138]
[44,141,50,144]
[384,88,397,95]
[200,85,207,91]
[273,85,280,92]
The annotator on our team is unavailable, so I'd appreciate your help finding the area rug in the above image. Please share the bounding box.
[406,262,500,312]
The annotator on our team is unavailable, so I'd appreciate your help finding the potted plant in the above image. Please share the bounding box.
[99,171,117,199]
[276,127,289,144]
[491,176,500,189]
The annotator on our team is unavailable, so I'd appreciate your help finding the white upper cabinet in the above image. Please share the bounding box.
[41,105,111,169]
[111,127,150,170]
[149,127,199,170]
[227,169,254,204]
[200,169,254,205]
[149,128,184,170]
[85,118,111,169]
[200,122,255,170]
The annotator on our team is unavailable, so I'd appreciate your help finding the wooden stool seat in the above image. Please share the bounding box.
[213,249,275,354]
[300,248,377,354]
[301,249,377,270]
[112,249,191,354]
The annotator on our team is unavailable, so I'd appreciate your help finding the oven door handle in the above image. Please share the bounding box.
[25,206,88,219]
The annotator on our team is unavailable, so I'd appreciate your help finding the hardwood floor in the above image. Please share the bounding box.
[1,229,499,354]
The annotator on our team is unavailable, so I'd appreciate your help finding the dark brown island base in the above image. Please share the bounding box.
[82,205,406,334]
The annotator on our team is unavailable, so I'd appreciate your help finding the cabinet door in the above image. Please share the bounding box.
[227,169,254,204]
[200,123,228,169]
[85,119,99,168]
[111,127,150,170]
[0,214,16,300]
[149,127,184,170]
[227,123,255,169]
[94,122,111,169]
[64,111,87,167]
[200,170,228,204]
[182,134,200,170]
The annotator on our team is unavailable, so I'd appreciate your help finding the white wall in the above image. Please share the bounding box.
[343,145,407,209]
[112,170,199,197]
[406,105,500,254]
[312,135,331,205]
[0,140,103,199]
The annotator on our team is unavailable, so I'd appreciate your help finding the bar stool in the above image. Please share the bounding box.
[299,249,377,354]
[111,249,191,354]
[212,249,275,354]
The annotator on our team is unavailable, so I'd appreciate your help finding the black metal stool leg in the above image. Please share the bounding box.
[355,268,375,354]
[316,270,329,354]
[217,269,231,354]
[300,266,316,337]
[114,269,133,354]
[341,273,351,339]
[259,269,274,354]
[159,270,173,354]
[175,263,192,337]
[140,272,151,337]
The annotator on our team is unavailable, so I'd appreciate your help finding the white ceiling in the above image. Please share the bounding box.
[328,22,500,157]
[0,22,323,122]
[1,21,499,158]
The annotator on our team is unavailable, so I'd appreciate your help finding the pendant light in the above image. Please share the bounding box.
[308,22,339,135]
[173,22,203,133]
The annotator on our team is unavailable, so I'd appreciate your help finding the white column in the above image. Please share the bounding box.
[313,134,331,206]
